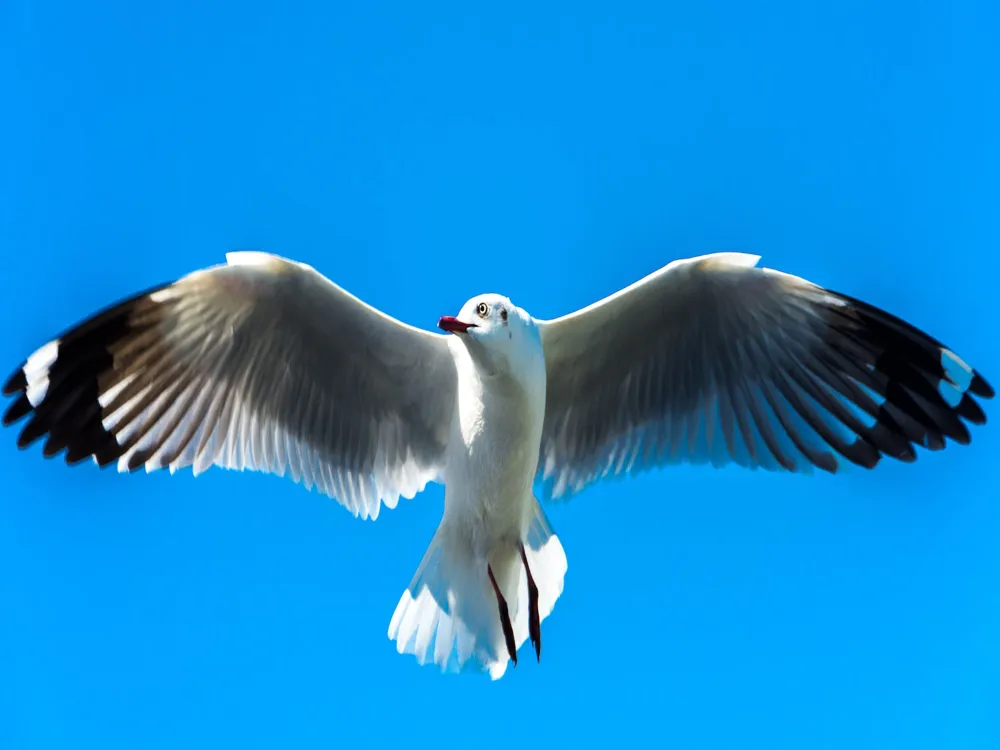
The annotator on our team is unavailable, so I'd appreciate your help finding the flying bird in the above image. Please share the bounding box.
[3,250,993,678]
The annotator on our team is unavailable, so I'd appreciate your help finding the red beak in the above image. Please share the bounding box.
[438,316,477,334]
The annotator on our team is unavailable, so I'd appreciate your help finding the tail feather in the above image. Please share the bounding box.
[511,502,566,651]
[388,498,567,679]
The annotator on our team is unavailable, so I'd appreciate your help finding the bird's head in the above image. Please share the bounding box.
[438,294,542,379]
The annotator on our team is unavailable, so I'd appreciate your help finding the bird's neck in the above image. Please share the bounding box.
[452,348,546,450]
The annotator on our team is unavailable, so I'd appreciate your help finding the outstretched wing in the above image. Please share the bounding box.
[536,252,993,500]
[3,251,457,520]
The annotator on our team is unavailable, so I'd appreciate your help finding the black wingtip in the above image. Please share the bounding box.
[2,366,26,398]
[2,282,174,467]
[814,287,994,470]
[970,372,995,400]
[956,394,987,426]
[2,393,32,427]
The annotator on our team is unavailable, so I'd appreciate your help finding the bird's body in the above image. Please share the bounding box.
[389,301,559,678]
[443,323,546,555]
[3,250,994,679]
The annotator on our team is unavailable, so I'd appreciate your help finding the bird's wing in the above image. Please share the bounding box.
[3,251,457,520]
[535,252,994,500]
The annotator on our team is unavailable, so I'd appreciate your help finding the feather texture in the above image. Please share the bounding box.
[536,253,993,499]
[3,252,457,520]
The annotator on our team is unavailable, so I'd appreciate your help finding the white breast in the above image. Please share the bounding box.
[441,341,546,557]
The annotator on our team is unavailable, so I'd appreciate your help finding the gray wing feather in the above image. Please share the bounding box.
[3,251,457,520]
[535,252,993,500]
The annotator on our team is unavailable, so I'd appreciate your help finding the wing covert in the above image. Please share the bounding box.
[536,253,993,500]
[3,251,457,520]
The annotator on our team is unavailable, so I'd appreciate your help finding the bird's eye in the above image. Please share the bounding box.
[500,308,508,322]
[476,302,489,318]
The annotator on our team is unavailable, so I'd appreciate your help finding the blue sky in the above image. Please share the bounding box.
[1,0,998,747]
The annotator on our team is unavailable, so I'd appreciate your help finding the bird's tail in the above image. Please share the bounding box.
[387,498,567,679]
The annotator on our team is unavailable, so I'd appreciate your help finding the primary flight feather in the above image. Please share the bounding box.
[3,250,993,679]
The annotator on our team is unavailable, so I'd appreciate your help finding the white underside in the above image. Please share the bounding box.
[388,498,567,679]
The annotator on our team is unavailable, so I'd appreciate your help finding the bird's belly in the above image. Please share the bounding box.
[441,425,540,558]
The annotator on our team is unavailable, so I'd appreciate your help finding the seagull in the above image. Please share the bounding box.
[3,250,993,678]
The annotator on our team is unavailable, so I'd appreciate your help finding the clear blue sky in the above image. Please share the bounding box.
[1,1,998,748]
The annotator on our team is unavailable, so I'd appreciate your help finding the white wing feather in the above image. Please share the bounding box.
[535,253,992,500]
[4,252,457,520]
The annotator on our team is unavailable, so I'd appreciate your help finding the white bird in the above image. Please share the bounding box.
[3,250,993,679]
